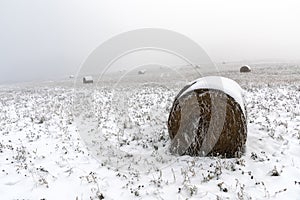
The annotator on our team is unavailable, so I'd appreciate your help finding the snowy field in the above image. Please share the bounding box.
[1,63,300,199]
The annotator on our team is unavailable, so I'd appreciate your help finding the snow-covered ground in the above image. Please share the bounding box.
[1,63,300,199]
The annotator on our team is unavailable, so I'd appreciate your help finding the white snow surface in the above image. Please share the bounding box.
[0,64,300,200]
[180,76,246,115]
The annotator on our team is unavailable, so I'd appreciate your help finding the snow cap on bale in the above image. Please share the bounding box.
[168,76,247,158]
[240,65,251,73]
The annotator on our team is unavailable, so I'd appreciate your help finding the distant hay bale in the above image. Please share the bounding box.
[167,76,247,158]
[240,65,251,73]
[138,70,146,75]
[83,76,93,84]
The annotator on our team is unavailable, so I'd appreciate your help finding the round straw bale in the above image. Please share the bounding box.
[240,65,251,73]
[168,76,247,158]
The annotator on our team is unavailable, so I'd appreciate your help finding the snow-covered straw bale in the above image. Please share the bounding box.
[83,76,94,84]
[240,65,251,73]
[138,70,146,75]
[168,76,247,158]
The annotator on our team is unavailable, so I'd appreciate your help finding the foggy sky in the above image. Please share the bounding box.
[1,0,300,83]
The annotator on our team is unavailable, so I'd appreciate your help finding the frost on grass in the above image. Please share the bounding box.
[0,68,300,199]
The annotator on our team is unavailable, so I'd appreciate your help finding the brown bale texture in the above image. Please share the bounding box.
[240,65,251,73]
[168,86,247,158]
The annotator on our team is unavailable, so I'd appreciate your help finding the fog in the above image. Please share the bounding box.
[0,0,300,83]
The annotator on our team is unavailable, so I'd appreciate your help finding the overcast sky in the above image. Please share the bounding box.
[0,0,300,83]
